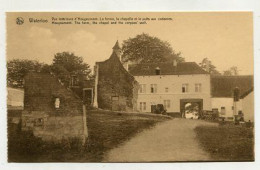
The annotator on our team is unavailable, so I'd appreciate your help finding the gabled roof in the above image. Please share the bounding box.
[128,62,209,76]
[240,87,254,99]
[211,75,254,98]
[97,51,136,82]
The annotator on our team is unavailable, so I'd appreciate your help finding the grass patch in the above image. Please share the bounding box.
[8,110,170,162]
[195,124,254,161]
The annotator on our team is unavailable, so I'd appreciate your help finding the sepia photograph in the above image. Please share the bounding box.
[6,12,254,163]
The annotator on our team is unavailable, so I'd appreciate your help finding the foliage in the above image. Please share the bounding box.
[7,52,92,88]
[184,103,199,113]
[223,66,239,76]
[51,52,91,86]
[199,58,221,75]
[121,33,184,64]
[7,59,48,88]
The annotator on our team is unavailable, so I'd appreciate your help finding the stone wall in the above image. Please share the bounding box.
[24,72,82,116]
[97,52,138,111]
[24,115,84,141]
[23,72,85,141]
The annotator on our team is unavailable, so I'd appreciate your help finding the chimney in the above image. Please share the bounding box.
[206,59,210,73]
[112,40,122,61]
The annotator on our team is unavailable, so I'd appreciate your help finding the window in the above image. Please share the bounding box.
[111,96,119,101]
[142,66,150,70]
[140,102,146,111]
[150,84,157,93]
[155,67,161,75]
[71,75,79,86]
[212,108,219,114]
[139,84,146,93]
[165,87,169,93]
[195,84,202,92]
[182,84,189,93]
[221,107,226,115]
[163,100,171,109]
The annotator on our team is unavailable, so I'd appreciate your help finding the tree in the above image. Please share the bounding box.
[199,58,221,75]
[121,33,184,64]
[223,66,239,76]
[7,59,47,88]
[51,52,91,85]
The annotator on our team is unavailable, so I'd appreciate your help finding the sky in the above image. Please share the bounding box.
[6,12,253,75]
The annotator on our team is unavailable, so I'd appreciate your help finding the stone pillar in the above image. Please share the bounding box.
[93,63,99,108]
[82,104,88,145]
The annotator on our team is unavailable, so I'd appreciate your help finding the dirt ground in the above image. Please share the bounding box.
[103,118,218,162]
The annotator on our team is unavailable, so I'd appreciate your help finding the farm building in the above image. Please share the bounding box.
[93,41,139,111]
[211,75,254,121]
[127,61,211,115]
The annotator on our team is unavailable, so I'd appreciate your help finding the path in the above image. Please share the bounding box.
[103,118,218,162]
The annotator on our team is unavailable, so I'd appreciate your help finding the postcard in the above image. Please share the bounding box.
[5,11,255,164]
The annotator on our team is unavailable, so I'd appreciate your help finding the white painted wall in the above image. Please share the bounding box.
[242,91,254,122]
[134,74,211,112]
[7,87,24,107]
[212,98,233,119]
[212,97,243,120]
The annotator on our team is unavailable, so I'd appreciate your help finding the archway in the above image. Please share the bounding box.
[180,99,203,118]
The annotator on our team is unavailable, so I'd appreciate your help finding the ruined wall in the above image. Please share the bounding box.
[97,52,138,111]
[24,72,82,116]
[22,112,84,141]
[23,72,85,141]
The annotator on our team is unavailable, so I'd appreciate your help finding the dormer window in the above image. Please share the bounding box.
[155,67,160,75]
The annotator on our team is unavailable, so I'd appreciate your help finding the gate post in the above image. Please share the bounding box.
[82,104,88,145]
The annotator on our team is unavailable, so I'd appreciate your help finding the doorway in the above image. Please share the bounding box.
[180,99,203,118]
[83,88,93,106]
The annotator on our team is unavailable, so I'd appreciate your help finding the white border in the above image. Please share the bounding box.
[1,0,260,170]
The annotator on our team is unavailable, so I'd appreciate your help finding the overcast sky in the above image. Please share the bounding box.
[6,12,253,75]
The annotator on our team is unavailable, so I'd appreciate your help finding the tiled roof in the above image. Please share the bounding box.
[128,62,209,76]
[240,87,254,99]
[97,51,136,81]
[211,75,254,98]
